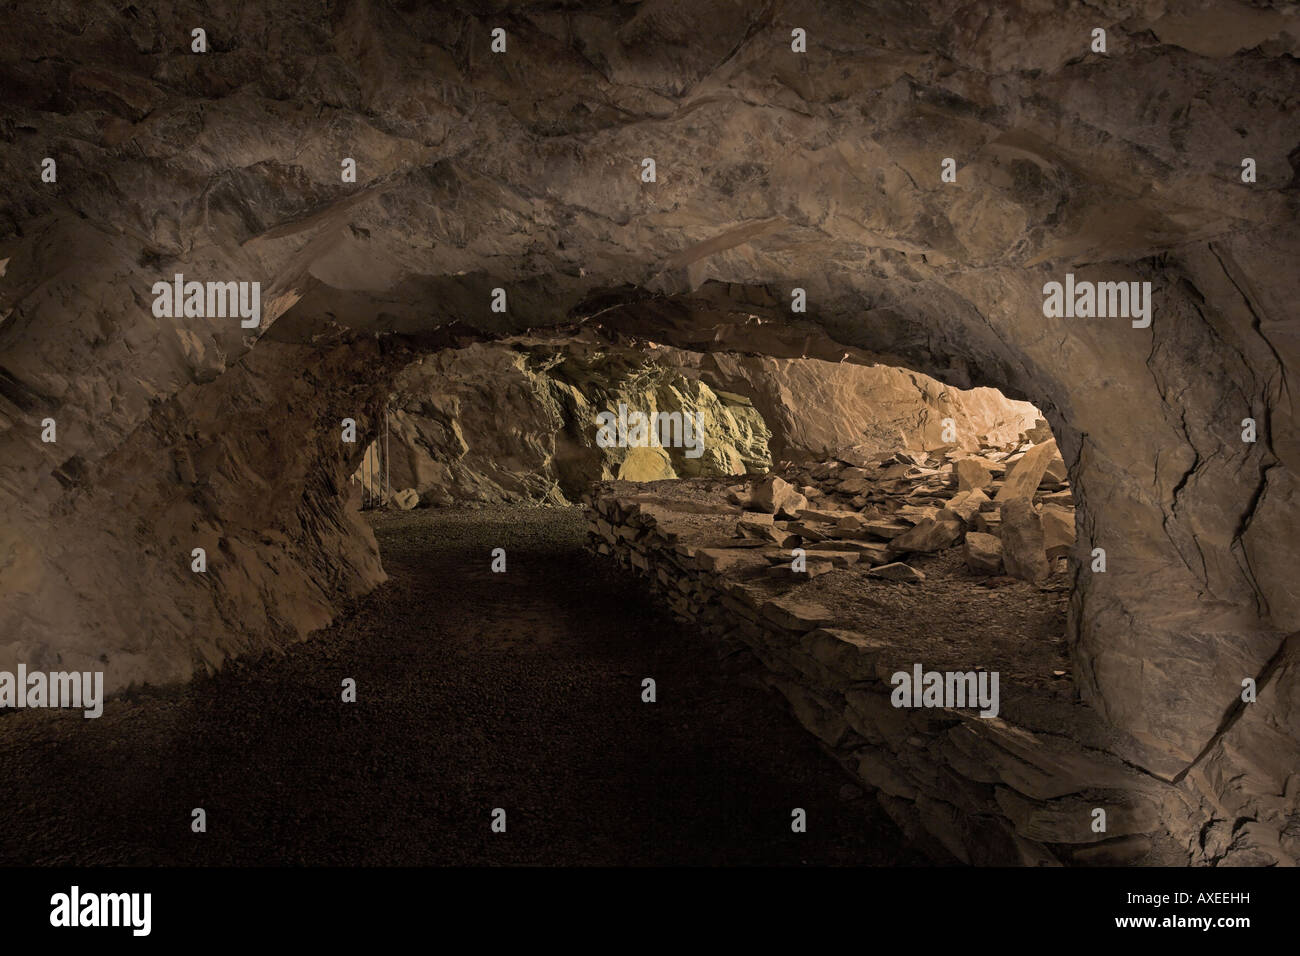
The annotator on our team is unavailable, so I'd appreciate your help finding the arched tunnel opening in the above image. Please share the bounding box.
[0,0,1295,923]
[335,311,1086,867]
[4,285,1095,867]
[2,274,1283,871]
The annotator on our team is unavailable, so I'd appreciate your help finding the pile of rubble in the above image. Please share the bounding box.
[586,428,1077,601]
[740,427,1076,585]
[581,431,1187,866]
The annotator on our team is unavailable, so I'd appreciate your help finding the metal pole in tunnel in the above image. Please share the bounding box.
[384,405,390,508]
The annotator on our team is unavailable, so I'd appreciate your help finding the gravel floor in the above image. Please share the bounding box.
[0,505,923,866]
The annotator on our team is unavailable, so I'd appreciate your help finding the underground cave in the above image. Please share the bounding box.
[0,0,1296,888]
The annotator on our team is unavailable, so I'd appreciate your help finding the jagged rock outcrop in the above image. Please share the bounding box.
[0,331,403,689]
[693,352,1040,461]
[0,0,1296,863]
[352,337,773,505]
[351,334,1039,504]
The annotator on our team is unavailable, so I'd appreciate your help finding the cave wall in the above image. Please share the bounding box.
[0,330,403,690]
[0,0,1296,861]
[689,351,1041,461]
[355,337,1039,505]
[356,338,774,505]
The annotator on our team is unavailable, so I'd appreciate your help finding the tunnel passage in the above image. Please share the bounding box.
[0,504,931,866]
[332,331,1161,865]
[0,279,1296,868]
[0,280,1294,868]
[0,0,1296,868]
[9,328,1095,866]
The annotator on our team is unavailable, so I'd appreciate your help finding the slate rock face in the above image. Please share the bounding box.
[0,0,1296,865]
[356,340,775,505]
[359,338,1037,506]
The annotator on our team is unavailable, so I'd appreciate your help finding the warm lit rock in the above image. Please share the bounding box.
[964,533,1004,575]
[867,563,927,583]
[996,440,1061,502]
[954,457,998,492]
[1000,500,1050,584]
[751,476,808,518]
[889,517,964,554]
[1040,505,1076,560]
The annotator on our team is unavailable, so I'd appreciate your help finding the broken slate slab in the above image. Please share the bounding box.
[761,595,834,632]
[867,562,926,583]
[999,498,1049,583]
[888,516,963,554]
[964,532,1004,575]
[996,439,1060,501]
[751,475,808,517]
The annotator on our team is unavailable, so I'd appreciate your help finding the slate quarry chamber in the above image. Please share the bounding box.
[0,0,1296,868]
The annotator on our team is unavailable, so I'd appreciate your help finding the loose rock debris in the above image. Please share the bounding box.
[584,433,1185,865]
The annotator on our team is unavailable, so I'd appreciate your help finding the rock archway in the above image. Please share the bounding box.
[0,0,1295,865]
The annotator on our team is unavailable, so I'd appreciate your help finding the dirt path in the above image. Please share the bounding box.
[0,506,922,866]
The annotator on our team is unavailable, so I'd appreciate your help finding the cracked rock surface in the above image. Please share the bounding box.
[0,0,1297,864]
[353,331,1038,505]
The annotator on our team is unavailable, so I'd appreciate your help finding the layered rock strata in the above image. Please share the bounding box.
[348,334,1040,506]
